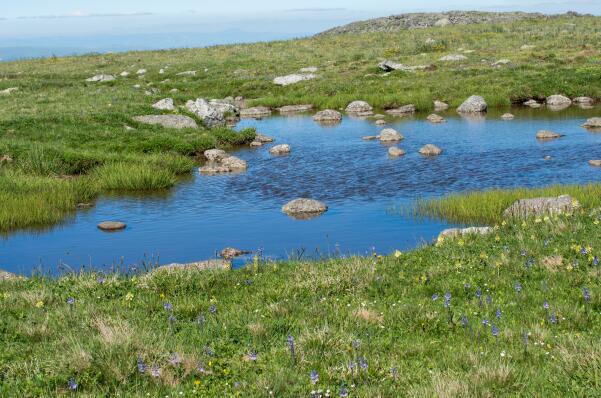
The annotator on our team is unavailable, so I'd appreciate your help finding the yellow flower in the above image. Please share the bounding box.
[159,293,165,299]
[457,239,465,247]
[377,255,383,261]
[594,220,600,225]
[535,218,542,223]
[567,264,573,272]
[501,220,507,226]
[35,300,44,308]
[1,292,10,299]
[543,216,550,222]
[194,380,201,386]
[495,235,501,242]
[125,292,134,302]
[394,250,402,258]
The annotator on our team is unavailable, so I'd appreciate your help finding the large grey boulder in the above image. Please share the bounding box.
[346,101,373,116]
[503,195,578,218]
[582,117,601,129]
[379,128,404,142]
[152,98,175,111]
[438,226,493,241]
[313,109,342,123]
[457,95,487,113]
[386,104,416,115]
[278,104,313,114]
[185,99,227,128]
[273,73,316,86]
[282,198,328,219]
[546,95,572,107]
[86,74,115,82]
[133,115,198,129]
[240,106,272,119]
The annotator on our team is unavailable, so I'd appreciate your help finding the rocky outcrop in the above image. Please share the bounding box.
[313,109,342,123]
[379,128,404,142]
[427,114,445,123]
[269,144,291,155]
[86,74,115,82]
[419,144,443,156]
[152,98,175,111]
[273,73,316,86]
[98,221,127,231]
[185,98,238,128]
[457,95,487,113]
[133,115,198,129]
[503,195,578,218]
[240,107,272,119]
[278,104,313,114]
[345,101,373,116]
[386,104,416,115]
[438,226,493,241]
[282,198,328,219]
[582,117,601,129]
[536,130,564,140]
[388,147,406,157]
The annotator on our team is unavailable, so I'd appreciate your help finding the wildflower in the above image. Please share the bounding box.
[151,364,160,378]
[163,302,173,312]
[486,295,492,306]
[168,315,176,324]
[348,361,355,373]
[97,276,105,284]
[514,282,522,293]
[339,386,349,397]
[594,256,599,266]
[475,288,482,298]
[394,250,402,258]
[482,318,488,327]
[358,357,368,371]
[581,247,588,256]
[35,300,44,308]
[125,292,134,302]
[197,363,206,373]
[583,288,591,302]
[310,370,319,385]
[549,312,557,324]
[169,353,182,366]
[492,323,500,338]
[248,351,257,361]
[443,292,451,308]
[209,304,217,314]
[431,293,439,301]
[66,297,75,306]
[137,357,147,374]
[496,308,502,319]
[194,380,201,386]
[68,378,78,391]
[543,300,550,310]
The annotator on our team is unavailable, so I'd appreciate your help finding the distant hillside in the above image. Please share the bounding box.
[316,11,583,36]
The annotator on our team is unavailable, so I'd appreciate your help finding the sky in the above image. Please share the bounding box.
[0,0,599,60]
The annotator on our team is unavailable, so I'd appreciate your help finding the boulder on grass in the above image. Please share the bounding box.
[503,195,578,218]
[133,115,198,129]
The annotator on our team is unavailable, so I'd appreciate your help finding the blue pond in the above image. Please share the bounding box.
[2,106,600,275]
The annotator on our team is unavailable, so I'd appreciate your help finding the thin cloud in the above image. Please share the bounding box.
[16,12,153,20]
[285,8,348,13]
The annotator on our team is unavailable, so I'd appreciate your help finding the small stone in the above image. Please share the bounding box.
[152,98,175,111]
[137,69,147,75]
[269,144,291,155]
[0,87,19,95]
[278,104,313,113]
[385,104,416,115]
[86,74,115,82]
[120,71,130,77]
[573,97,594,104]
[282,198,328,219]
[438,227,493,241]
[300,67,318,73]
[250,141,263,147]
[419,144,443,156]
[427,114,446,123]
[177,70,197,76]
[379,128,404,142]
[434,100,449,111]
[98,221,127,231]
[439,54,468,61]
[501,113,514,120]
[375,119,387,126]
[388,147,406,157]
[536,130,564,140]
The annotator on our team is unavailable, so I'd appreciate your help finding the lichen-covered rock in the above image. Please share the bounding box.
[457,95,487,113]
[152,98,175,111]
[269,144,291,155]
[133,115,198,129]
[536,130,564,140]
[434,100,449,111]
[573,97,594,105]
[282,198,328,219]
[379,128,404,142]
[503,195,578,218]
[185,98,233,128]
[524,99,541,108]
[419,144,443,156]
[313,109,342,123]
[204,149,228,162]
[546,95,572,107]
[345,101,373,116]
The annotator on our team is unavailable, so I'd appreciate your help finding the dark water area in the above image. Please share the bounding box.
[1,106,600,276]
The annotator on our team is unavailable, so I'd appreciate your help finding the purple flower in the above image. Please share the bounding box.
[97,276,105,284]
[444,292,451,308]
[66,297,75,306]
[163,302,173,312]
[594,256,599,267]
[543,300,550,310]
[549,312,557,324]
[168,315,176,324]
[340,386,349,397]
[310,370,319,385]
[248,351,257,361]
[475,288,482,299]
[491,323,500,337]
[209,304,217,314]
[137,357,147,374]
[486,295,492,305]
[583,288,591,302]
[514,282,522,293]
[482,318,488,327]
[68,378,77,391]
[197,363,206,373]
[580,247,588,255]
[431,293,439,301]
[151,364,160,378]
[358,357,368,371]
[168,353,181,366]
[348,361,355,373]
[495,308,502,319]
[287,334,296,361]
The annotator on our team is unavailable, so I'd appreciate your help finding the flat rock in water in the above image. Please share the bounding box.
[434,100,449,111]
[133,115,198,129]
[388,147,406,157]
[589,160,601,167]
[240,106,272,119]
[278,104,313,114]
[199,156,247,174]
[152,98,175,111]
[574,97,594,105]
[386,104,416,115]
[457,95,487,113]
[282,198,328,220]
[501,113,515,120]
[345,100,373,116]
[379,128,404,141]
[524,99,541,108]
[273,73,316,86]
[86,74,115,82]
[254,133,274,143]
[536,130,564,140]
[313,109,342,123]
[419,144,443,156]
[438,226,493,241]
[427,114,445,123]
[582,117,601,129]
[0,87,18,95]
[546,95,572,107]
[269,144,291,155]
[220,247,251,260]
[503,195,578,218]
[98,221,127,231]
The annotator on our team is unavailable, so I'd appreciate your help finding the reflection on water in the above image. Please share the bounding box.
[2,106,600,275]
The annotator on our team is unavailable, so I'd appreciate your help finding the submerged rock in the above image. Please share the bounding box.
[379,128,404,142]
[362,135,379,141]
[427,114,446,123]
[345,100,373,116]
[589,160,601,167]
[282,198,328,219]
[419,144,443,156]
[524,99,541,108]
[386,104,416,115]
[313,109,342,123]
[503,195,578,218]
[278,104,313,114]
[582,117,601,129]
[199,156,247,174]
[133,115,198,129]
[240,106,272,119]
[98,221,127,231]
[269,144,291,155]
[501,113,515,120]
[273,73,316,86]
[220,247,251,260]
[438,226,493,241]
[536,130,564,140]
[388,147,406,157]
[152,98,175,111]
[457,95,487,113]
[254,133,274,143]
[86,74,115,82]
